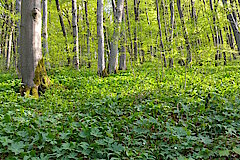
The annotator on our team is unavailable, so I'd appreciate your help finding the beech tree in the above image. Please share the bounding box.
[109,0,124,74]
[72,0,79,70]
[97,0,106,76]
[19,0,50,98]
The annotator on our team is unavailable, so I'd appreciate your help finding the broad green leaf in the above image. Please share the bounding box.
[233,147,240,155]
[8,141,25,155]
[219,150,230,157]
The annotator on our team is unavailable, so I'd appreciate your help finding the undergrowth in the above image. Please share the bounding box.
[0,62,240,159]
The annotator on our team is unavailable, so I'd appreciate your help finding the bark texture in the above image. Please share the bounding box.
[72,0,79,70]
[177,0,192,63]
[97,0,106,76]
[109,0,124,74]
[19,0,50,98]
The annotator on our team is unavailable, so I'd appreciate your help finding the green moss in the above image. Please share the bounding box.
[20,59,51,99]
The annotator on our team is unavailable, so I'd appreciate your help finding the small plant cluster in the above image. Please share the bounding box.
[0,63,240,159]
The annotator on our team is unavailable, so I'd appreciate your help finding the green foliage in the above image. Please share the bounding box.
[1,62,240,159]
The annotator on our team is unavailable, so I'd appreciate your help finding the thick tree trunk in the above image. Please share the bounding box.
[20,0,50,98]
[109,0,124,74]
[72,0,79,70]
[97,0,106,76]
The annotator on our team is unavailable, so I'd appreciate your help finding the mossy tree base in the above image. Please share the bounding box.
[98,68,108,77]
[20,59,51,98]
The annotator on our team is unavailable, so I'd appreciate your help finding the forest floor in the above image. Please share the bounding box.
[0,62,240,159]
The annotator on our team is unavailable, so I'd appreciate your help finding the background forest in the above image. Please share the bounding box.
[0,0,240,159]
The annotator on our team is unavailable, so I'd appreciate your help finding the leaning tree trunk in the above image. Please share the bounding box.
[97,0,106,76]
[223,0,240,55]
[109,0,124,74]
[72,0,79,70]
[19,0,50,98]
[55,0,69,65]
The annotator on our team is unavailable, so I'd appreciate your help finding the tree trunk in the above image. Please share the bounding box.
[125,0,133,59]
[6,28,13,70]
[119,6,127,70]
[177,0,192,64]
[85,1,91,68]
[42,0,48,56]
[55,0,69,65]
[72,0,79,70]
[134,0,140,61]
[20,0,50,98]
[223,0,240,55]
[169,0,175,68]
[109,0,124,74]
[15,0,21,70]
[156,0,164,51]
[97,0,106,76]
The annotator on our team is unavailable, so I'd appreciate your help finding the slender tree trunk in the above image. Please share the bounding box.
[72,0,79,70]
[156,0,164,51]
[109,0,124,74]
[145,1,153,58]
[43,0,48,56]
[223,0,240,55]
[20,0,50,98]
[125,0,133,59]
[169,0,175,68]
[119,5,127,70]
[15,0,21,71]
[85,1,91,68]
[97,0,106,76]
[134,0,140,61]
[55,0,69,65]
[6,28,13,70]
[177,0,192,64]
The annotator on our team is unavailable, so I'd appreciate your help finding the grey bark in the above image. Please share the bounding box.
[20,0,42,87]
[223,0,240,55]
[109,0,124,74]
[169,0,175,68]
[119,5,127,70]
[177,0,192,63]
[97,0,105,76]
[85,1,91,68]
[55,0,69,64]
[133,0,140,61]
[125,0,133,58]
[42,0,48,56]
[6,28,13,70]
[72,0,79,70]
